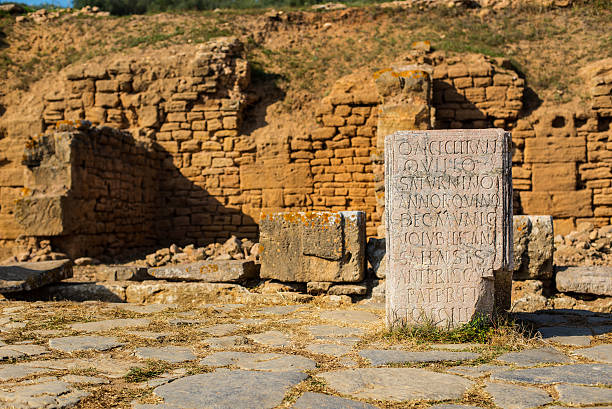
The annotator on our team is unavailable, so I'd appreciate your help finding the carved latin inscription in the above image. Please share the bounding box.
[385,130,512,328]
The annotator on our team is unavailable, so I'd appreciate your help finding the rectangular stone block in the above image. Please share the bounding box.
[148,260,258,283]
[0,259,72,293]
[556,266,612,296]
[385,129,513,328]
[524,137,586,163]
[260,211,366,283]
[532,163,576,191]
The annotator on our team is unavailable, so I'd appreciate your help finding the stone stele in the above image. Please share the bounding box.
[385,129,513,328]
[259,211,365,282]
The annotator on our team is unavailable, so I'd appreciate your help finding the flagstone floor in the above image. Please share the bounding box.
[0,300,610,408]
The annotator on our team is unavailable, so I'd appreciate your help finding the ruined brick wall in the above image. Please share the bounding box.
[2,41,612,258]
[16,125,162,257]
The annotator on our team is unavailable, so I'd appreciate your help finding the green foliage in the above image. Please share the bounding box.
[384,314,500,344]
[124,362,168,383]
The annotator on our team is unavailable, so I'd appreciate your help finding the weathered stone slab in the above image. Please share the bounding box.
[491,364,612,385]
[260,211,365,282]
[152,370,307,409]
[305,343,352,357]
[358,349,480,366]
[70,318,150,332]
[97,265,150,281]
[318,367,474,401]
[48,336,124,353]
[484,381,552,409]
[0,260,72,293]
[513,215,553,280]
[555,384,612,405]
[573,344,612,363]
[135,346,196,363]
[200,351,316,372]
[0,379,89,409]
[537,326,593,346]
[293,392,379,409]
[556,266,612,296]
[496,347,572,366]
[246,331,292,347]
[385,130,513,328]
[148,260,258,283]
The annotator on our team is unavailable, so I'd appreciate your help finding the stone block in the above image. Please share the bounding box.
[260,211,366,283]
[125,281,247,304]
[520,191,592,218]
[148,260,258,283]
[385,129,513,328]
[97,266,150,281]
[513,216,553,281]
[556,266,612,296]
[366,237,386,279]
[14,195,66,236]
[240,163,313,190]
[0,259,72,293]
[532,163,576,191]
[524,137,586,163]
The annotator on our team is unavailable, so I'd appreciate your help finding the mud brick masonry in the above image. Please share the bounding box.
[0,38,611,260]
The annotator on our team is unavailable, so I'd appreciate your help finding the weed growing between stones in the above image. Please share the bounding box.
[382,314,533,347]
[124,361,169,382]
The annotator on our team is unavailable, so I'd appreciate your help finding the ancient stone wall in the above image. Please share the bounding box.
[2,38,612,259]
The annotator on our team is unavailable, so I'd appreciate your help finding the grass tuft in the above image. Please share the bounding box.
[124,361,168,383]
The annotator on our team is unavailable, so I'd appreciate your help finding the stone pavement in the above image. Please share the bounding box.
[0,301,610,408]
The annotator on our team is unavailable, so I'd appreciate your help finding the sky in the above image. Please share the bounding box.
[6,0,73,7]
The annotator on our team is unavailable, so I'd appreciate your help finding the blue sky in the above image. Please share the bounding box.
[5,0,73,6]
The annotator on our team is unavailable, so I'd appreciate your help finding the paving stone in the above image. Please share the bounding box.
[587,316,612,325]
[237,318,266,326]
[491,364,612,385]
[0,344,47,360]
[61,374,109,385]
[339,356,359,367]
[538,326,593,346]
[555,383,612,405]
[200,323,240,336]
[318,368,474,401]
[573,344,612,363]
[200,351,316,371]
[70,318,150,332]
[169,318,205,326]
[484,381,552,409]
[332,336,362,345]
[280,318,302,324]
[358,349,480,366]
[135,346,196,363]
[320,310,379,324]
[258,305,302,315]
[0,259,72,293]
[430,343,482,351]
[0,378,89,408]
[446,365,511,378]
[307,325,365,339]
[114,304,176,314]
[23,357,142,378]
[246,331,292,347]
[594,326,612,336]
[305,343,352,357]
[49,336,124,352]
[0,365,49,381]
[497,347,572,366]
[152,370,307,409]
[205,335,249,349]
[293,392,379,409]
[429,405,484,409]
[125,331,171,340]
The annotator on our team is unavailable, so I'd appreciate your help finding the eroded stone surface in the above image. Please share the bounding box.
[0,344,48,360]
[358,349,480,366]
[491,364,612,385]
[496,347,572,366]
[573,344,612,363]
[205,335,249,349]
[385,130,513,328]
[48,336,124,352]
[135,346,196,363]
[70,318,150,332]
[200,324,240,336]
[305,343,352,357]
[318,367,474,401]
[555,384,612,405]
[307,325,366,338]
[0,260,73,293]
[556,266,612,296]
[447,364,507,378]
[246,331,292,347]
[0,379,89,409]
[513,216,554,280]
[151,370,307,409]
[319,310,379,324]
[200,351,316,371]
[538,326,593,346]
[149,260,258,283]
[293,392,379,409]
[484,381,552,409]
